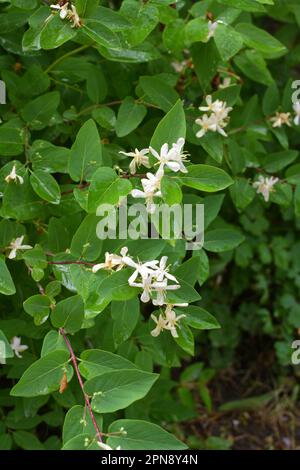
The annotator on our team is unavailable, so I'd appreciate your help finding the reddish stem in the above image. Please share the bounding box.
[59,328,102,443]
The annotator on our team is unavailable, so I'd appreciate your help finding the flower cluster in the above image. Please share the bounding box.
[120,137,189,214]
[93,248,187,338]
[50,1,81,28]
[195,95,233,138]
[253,175,279,202]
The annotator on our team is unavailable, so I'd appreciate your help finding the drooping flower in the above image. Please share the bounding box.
[149,138,189,173]
[92,247,131,273]
[131,171,163,213]
[127,259,159,285]
[150,313,168,337]
[164,304,187,338]
[10,336,28,359]
[151,283,181,307]
[207,20,219,40]
[119,148,150,175]
[152,256,179,284]
[293,101,300,125]
[270,112,291,128]
[50,3,68,19]
[7,236,32,259]
[219,77,232,89]
[150,303,187,338]
[5,165,24,185]
[253,175,279,202]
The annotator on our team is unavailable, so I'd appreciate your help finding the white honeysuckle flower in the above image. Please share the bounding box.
[153,256,179,284]
[150,304,187,338]
[50,3,68,19]
[97,442,121,451]
[127,259,159,285]
[92,247,130,273]
[51,2,81,28]
[5,165,24,185]
[150,139,188,173]
[119,148,150,175]
[270,112,291,128]
[151,283,181,307]
[68,4,81,28]
[10,336,28,359]
[219,77,232,89]
[151,313,168,337]
[207,20,219,40]
[130,277,167,303]
[199,95,225,114]
[195,114,217,138]
[131,171,163,213]
[171,60,188,73]
[253,175,279,202]
[8,236,32,259]
[293,101,300,125]
[164,305,186,338]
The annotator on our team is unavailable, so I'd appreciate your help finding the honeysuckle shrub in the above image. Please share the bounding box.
[0,0,299,451]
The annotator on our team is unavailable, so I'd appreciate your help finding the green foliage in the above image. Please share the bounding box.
[0,0,299,451]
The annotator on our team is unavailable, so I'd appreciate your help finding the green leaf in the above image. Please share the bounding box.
[178,306,220,330]
[84,369,158,413]
[0,258,16,295]
[235,23,287,58]
[234,50,273,86]
[111,298,140,347]
[63,405,102,445]
[70,214,103,261]
[229,177,256,211]
[69,119,102,183]
[174,321,194,355]
[150,100,186,151]
[86,66,107,104]
[41,331,68,357]
[204,229,245,252]
[79,349,138,380]
[0,121,24,157]
[13,431,44,450]
[30,170,61,205]
[20,92,60,130]
[216,0,266,12]
[185,17,208,44]
[139,76,179,113]
[107,419,187,450]
[10,350,73,397]
[161,176,182,205]
[115,97,147,137]
[263,150,298,173]
[87,167,132,213]
[23,294,51,325]
[82,21,120,49]
[214,24,243,61]
[51,295,84,334]
[180,165,233,192]
[40,15,77,50]
[75,0,99,17]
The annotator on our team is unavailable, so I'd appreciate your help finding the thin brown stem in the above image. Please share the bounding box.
[59,328,102,443]
[48,260,94,266]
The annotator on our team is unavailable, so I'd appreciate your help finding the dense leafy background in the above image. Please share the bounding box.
[0,0,299,451]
